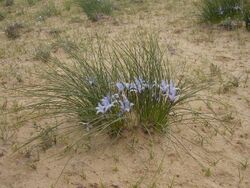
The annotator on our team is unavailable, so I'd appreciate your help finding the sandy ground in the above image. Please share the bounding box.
[0,0,250,187]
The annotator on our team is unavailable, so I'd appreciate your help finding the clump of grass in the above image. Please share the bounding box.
[52,37,78,53]
[33,123,57,151]
[5,22,23,39]
[27,0,40,6]
[0,11,6,21]
[4,0,14,6]
[220,17,242,30]
[37,1,60,20]
[244,9,250,30]
[18,35,230,151]
[199,0,250,31]
[76,0,113,21]
[34,44,52,62]
[199,0,244,23]
[64,0,72,11]
[0,99,19,143]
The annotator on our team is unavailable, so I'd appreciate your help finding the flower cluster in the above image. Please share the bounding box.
[96,94,134,114]
[116,78,179,102]
[96,77,179,115]
[116,77,150,93]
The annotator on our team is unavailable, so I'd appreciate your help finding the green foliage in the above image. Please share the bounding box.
[19,35,228,150]
[0,11,6,21]
[76,0,113,21]
[199,0,244,23]
[109,38,176,132]
[244,8,250,31]
[64,0,72,11]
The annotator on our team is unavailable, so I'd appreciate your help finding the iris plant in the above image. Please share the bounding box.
[96,78,179,115]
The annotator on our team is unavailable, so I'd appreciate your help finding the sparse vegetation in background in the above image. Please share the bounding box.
[76,0,113,21]
[48,28,62,37]
[0,99,21,144]
[37,1,60,20]
[220,17,241,30]
[34,44,52,62]
[33,123,57,151]
[0,11,6,21]
[17,35,230,150]
[199,0,250,31]
[199,0,244,23]
[26,0,40,6]
[4,0,14,6]
[5,22,23,39]
[0,123,15,143]
[52,37,78,53]
[64,0,72,11]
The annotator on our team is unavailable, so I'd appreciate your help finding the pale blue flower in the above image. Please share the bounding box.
[127,77,146,93]
[116,82,125,92]
[160,80,169,95]
[168,80,177,102]
[127,82,138,92]
[96,103,106,114]
[135,77,145,93]
[119,96,134,113]
[96,95,114,114]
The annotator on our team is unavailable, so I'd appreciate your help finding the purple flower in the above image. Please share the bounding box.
[96,95,114,114]
[119,96,134,113]
[127,77,146,93]
[168,80,177,102]
[116,82,125,92]
[135,77,145,93]
[160,80,169,95]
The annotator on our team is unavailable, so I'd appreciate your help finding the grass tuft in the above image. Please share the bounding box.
[26,0,40,6]
[199,0,246,23]
[0,11,6,21]
[76,0,113,21]
[199,0,250,31]
[5,22,23,39]
[37,1,60,20]
[34,44,52,63]
[4,0,14,6]
[16,34,231,151]
[244,8,250,30]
